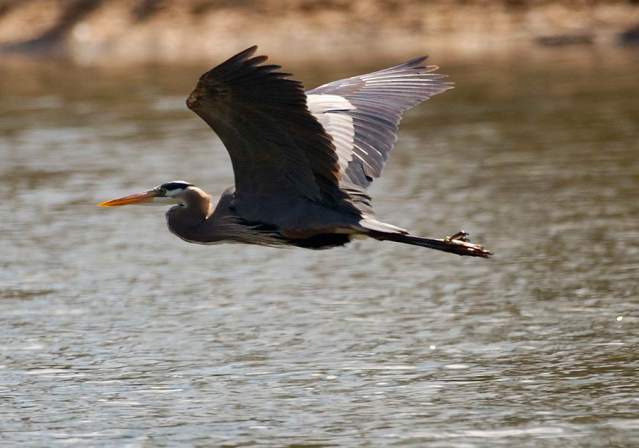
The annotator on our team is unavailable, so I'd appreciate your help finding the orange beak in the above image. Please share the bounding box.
[98,190,160,207]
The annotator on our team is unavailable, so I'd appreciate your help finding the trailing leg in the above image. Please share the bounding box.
[370,230,492,258]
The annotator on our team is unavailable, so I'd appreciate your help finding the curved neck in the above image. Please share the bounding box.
[165,188,213,242]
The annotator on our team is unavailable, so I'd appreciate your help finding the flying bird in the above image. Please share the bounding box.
[99,46,491,257]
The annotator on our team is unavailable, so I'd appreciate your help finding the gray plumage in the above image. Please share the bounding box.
[307,57,452,188]
[100,45,491,257]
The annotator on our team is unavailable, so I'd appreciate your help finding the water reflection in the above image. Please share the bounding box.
[1,49,638,446]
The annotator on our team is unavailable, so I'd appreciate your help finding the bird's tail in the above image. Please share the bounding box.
[370,231,492,258]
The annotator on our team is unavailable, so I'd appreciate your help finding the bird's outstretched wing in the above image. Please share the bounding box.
[306,57,453,188]
[187,46,346,207]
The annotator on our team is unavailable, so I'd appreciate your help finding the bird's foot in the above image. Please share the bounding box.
[441,230,492,258]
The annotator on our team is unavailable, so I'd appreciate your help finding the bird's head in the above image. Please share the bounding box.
[98,181,194,207]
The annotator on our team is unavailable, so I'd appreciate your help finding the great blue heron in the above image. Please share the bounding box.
[99,46,491,257]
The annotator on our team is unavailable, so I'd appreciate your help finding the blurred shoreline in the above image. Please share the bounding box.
[1,0,638,66]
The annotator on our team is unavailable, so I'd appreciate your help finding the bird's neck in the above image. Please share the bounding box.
[186,187,214,219]
[165,188,213,238]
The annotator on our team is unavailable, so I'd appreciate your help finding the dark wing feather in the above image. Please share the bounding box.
[187,46,345,207]
[306,57,453,188]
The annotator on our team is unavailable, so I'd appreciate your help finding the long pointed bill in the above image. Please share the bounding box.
[98,190,160,207]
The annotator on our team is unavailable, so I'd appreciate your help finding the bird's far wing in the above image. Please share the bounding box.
[187,46,344,207]
[306,57,453,188]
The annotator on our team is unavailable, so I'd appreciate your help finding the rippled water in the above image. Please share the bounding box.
[1,49,638,446]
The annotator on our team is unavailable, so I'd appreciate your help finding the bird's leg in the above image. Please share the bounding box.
[440,230,492,257]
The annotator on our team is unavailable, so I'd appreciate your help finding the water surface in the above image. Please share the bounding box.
[1,49,638,446]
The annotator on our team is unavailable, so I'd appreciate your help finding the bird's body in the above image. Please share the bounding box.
[100,46,491,257]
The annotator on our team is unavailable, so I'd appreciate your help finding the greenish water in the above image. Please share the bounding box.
[1,49,638,447]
